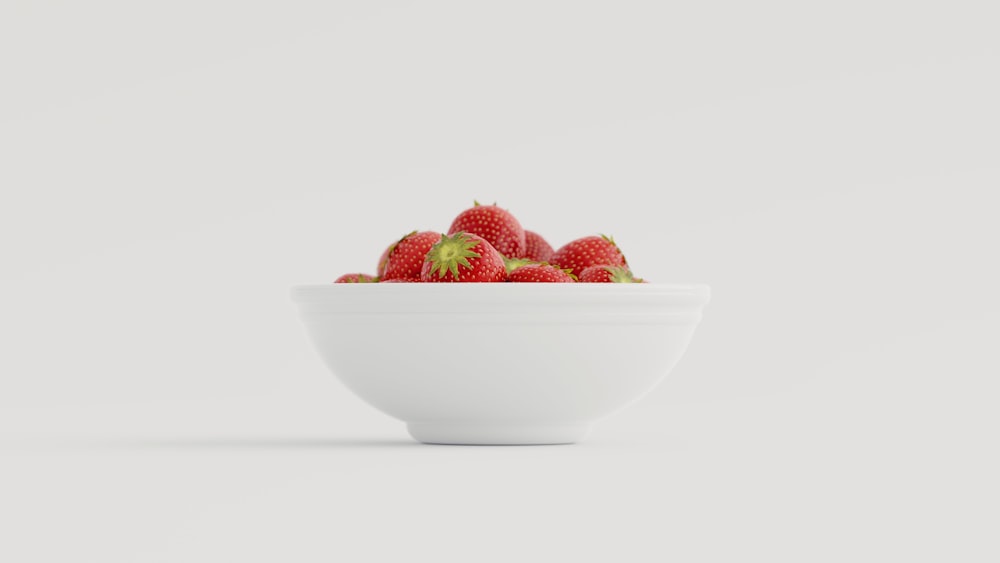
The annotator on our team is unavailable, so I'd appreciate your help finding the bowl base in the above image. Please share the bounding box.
[407,422,591,445]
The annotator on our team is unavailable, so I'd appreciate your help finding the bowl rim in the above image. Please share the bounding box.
[291,282,710,305]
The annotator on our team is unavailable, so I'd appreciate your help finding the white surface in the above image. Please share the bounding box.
[293,284,709,444]
[1,0,998,561]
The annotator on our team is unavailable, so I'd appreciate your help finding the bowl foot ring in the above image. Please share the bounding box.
[407,422,591,445]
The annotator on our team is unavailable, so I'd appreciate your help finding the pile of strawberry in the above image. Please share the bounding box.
[334,202,644,284]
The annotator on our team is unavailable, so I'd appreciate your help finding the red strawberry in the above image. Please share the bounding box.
[448,202,526,258]
[579,265,644,283]
[508,263,576,283]
[420,232,506,283]
[381,231,442,281]
[334,273,378,283]
[380,277,421,283]
[521,230,554,262]
[549,235,627,278]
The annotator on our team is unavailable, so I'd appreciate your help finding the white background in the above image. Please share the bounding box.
[1,1,998,561]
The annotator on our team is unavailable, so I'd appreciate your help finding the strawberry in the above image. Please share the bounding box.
[508,263,576,283]
[380,277,421,283]
[448,201,526,258]
[334,273,378,283]
[376,245,392,277]
[549,235,627,278]
[381,231,442,281]
[420,232,506,282]
[521,230,554,262]
[579,265,644,283]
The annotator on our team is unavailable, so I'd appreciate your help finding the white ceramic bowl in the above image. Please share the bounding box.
[292,283,710,445]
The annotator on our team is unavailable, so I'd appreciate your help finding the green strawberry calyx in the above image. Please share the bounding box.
[425,232,482,279]
[604,266,642,283]
[503,256,534,273]
[560,266,580,281]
